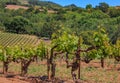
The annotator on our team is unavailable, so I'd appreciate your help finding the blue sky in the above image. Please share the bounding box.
[43,0,120,7]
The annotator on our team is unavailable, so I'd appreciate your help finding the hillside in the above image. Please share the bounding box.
[5,4,57,13]
[20,0,62,9]
[36,1,62,9]
[0,0,120,43]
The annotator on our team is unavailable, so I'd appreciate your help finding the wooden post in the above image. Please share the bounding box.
[101,57,104,68]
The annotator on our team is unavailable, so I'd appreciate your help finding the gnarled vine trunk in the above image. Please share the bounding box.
[51,63,56,78]
[21,61,29,76]
[47,45,58,80]
[21,56,36,76]
[3,61,9,74]
[47,45,64,80]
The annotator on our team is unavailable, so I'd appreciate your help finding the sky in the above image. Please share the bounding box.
[43,0,120,8]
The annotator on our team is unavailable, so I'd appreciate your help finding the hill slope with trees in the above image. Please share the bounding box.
[0,0,120,43]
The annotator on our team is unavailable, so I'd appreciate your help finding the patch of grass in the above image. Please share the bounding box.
[28,63,47,76]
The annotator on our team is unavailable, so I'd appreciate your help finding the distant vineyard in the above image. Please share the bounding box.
[0,32,40,47]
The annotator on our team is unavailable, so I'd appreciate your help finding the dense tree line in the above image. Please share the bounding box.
[0,1,120,42]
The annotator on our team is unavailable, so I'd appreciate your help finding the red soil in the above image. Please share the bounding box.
[5,5,28,10]
[0,76,28,83]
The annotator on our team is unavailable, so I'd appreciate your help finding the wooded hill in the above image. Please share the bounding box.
[0,0,120,44]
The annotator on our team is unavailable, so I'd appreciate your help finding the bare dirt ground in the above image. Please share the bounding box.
[5,5,28,10]
[0,76,28,83]
[0,60,120,83]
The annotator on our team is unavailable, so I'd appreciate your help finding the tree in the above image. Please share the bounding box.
[108,7,120,17]
[40,21,60,38]
[86,4,93,12]
[28,0,40,6]
[96,2,109,13]
[6,0,20,5]
[0,2,6,8]
[88,10,110,19]
[64,4,79,11]
[4,16,32,34]
[111,25,120,44]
